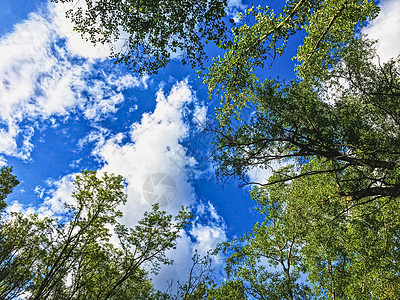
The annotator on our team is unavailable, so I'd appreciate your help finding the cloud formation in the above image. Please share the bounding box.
[364,0,400,63]
[94,80,200,220]
[0,4,147,160]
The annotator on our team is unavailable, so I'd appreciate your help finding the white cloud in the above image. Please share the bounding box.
[188,202,228,284]
[246,159,287,185]
[227,0,246,10]
[247,167,273,185]
[37,81,226,290]
[364,0,400,63]
[77,127,110,150]
[5,201,24,214]
[92,81,228,288]
[81,83,124,121]
[227,0,247,20]
[0,4,148,160]
[190,201,227,257]
[0,156,7,167]
[95,80,201,223]
[10,173,77,220]
[192,104,208,129]
[1,2,228,291]
[190,224,227,256]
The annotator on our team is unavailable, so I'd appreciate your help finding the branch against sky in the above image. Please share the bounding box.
[52,0,231,74]
[201,2,400,296]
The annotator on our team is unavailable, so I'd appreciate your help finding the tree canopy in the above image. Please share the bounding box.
[0,168,191,299]
[216,159,400,299]
[52,0,229,74]
[201,0,400,298]
[205,0,400,204]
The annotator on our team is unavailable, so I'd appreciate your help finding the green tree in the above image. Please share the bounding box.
[0,169,191,299]
[0,167,51,299]
[218,159,400,299]
[202,2,400,295]
[0,167,19,211]
[216,173,312,300]
[205,0,400,206]
[207,280,246,300]
[52,0,230,74]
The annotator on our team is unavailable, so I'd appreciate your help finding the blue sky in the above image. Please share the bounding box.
[0,0,399,290]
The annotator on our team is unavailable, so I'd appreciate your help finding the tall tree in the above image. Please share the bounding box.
[0,169,191,299]
[204,0,400,205]
[0,167,19,211]
[216,171,312,300]
[52,0,229,74]
[217,159,400,299]
[0,167,50,299]
[204,1,400,297]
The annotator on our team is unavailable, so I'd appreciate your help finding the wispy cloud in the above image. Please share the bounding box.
[227,0,247,17]
[190,201,227,257]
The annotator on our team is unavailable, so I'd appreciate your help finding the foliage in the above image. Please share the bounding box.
[0,167,49,299]
[3,215,56,299]
[218,159,400,299]
[0,169,191,299]
[205,0,379,122]
[205,0,400,205]
[216,172,312,300]
[207,280,246,300]
[202,1,400,298]
[52,0,230,74]
[4,0,400,299]
[0,167,19,212]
